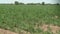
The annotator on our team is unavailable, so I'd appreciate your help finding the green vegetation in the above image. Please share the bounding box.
[42,2,45,5]
[0,5,60,34]
[15,1,19,5]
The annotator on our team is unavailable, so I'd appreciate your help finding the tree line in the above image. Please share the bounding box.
[15,1,60,5]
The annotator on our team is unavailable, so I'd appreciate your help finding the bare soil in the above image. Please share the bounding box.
[41,24,60,34]
[0,29,18,34]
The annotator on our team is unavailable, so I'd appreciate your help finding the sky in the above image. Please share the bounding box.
[0,0,60,4]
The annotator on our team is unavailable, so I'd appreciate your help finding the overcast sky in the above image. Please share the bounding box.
[0,0,60,4]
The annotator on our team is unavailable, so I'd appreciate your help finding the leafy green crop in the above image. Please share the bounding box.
[0,5,60,34]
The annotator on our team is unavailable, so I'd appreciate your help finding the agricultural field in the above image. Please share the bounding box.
[0,5,60,34]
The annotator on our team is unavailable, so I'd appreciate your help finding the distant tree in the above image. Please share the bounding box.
[56,3,59,5]
[27,3,36,5]
[36,3,40,5]
[15,1,19,5]
[42,2,45,5]
[20,3,24,5]
[27,3,31,5]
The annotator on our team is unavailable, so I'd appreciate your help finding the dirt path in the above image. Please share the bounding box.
[0,29,18,34]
